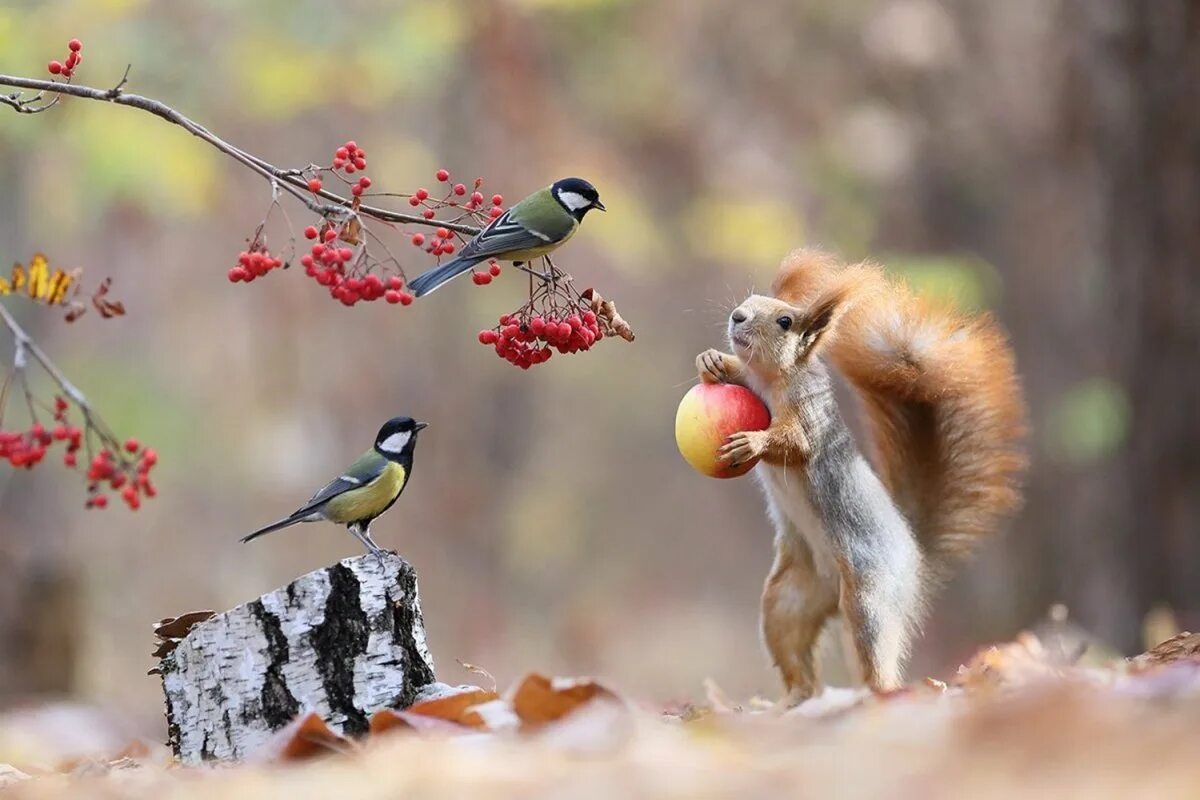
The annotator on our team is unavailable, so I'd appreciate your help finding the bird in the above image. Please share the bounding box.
[240,416,427,556]
[406,177,605,297]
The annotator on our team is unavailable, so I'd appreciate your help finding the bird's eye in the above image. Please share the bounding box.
[776,316,793,331]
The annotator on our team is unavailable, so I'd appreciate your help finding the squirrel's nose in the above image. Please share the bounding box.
[731,309,748,324]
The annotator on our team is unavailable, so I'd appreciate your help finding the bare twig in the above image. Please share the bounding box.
[0,74,482,236]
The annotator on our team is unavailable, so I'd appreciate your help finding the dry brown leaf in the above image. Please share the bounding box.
[91,277,126,319]
[581,288,635,342]
[406,688,499,729]
[1128,631,1200,672]
[339,216,363,246]
[154,610,216,640]
[509,673,619,730]
[368,708,475,737]
[251,712,349,762]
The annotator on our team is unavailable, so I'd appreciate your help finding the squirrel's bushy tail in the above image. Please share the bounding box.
[774,249,1027,575]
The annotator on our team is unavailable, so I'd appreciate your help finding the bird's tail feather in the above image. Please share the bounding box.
[408,254,485,297]
[241,514,306,543]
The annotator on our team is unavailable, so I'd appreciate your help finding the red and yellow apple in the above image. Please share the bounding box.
[675,383,771,478]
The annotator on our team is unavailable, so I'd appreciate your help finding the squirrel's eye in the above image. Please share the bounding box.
[776,316,793,331]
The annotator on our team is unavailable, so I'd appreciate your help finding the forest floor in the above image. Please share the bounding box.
[2,631,1198,799]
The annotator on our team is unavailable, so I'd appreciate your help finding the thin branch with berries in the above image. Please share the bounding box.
[0,38,634,369]
[0,255,156,510]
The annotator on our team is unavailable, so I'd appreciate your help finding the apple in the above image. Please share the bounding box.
[675,382,771,478]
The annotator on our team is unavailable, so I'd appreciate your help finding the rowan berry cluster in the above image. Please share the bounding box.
[478,307,604,370]
[47,39,82,80]
[85,437,157,511]
[227,247,283,283]
[0,389,156,510]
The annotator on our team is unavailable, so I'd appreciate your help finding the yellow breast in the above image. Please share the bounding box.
[323,462,406,523]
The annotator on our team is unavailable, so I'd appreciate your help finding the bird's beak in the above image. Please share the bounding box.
[414,421,429,432]
[593,200,607,212]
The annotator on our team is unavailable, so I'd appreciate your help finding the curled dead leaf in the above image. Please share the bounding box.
[251,712,349,762]
[581,288,635,342]
[509,673,620,730]
[1129,631,1200,672]
[368,708,476,737]
[407,687,499,729]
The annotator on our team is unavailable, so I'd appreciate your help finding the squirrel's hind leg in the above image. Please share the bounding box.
[835,549,922,692]
[761,534,839,703]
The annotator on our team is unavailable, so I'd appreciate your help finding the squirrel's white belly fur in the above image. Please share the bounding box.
[755,464,840,581]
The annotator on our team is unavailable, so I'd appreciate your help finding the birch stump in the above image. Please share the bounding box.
[157,554,436,762]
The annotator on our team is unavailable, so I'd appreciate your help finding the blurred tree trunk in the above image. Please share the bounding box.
[994,0,1199,650]
[1079,0,1200,645]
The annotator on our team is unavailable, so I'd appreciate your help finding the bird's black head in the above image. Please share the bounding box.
[551,177,605,220]
[374,416,427,458]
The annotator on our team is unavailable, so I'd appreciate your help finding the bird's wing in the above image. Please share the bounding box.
[458,209,562,260]
[294,450,388,515]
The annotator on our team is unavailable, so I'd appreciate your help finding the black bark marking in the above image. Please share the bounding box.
[249,600,300,730]
[391,563,436,708]
[311,563,370,735]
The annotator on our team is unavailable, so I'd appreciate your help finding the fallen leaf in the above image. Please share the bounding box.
[1129,632,1200,671]
[509,673,619,730]
[407,688,499,729]
[251,712,349,762]
[368,709,475,737]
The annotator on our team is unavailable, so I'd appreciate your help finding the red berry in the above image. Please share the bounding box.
[64,452,77,468]
[415,188,429,200]
[91,494,108,509]
[530,317,546,336]
[436,169,450,182]
[333,158,345,169]
[388,276,404,289]
[399,292,413,305]
[489,207,503,219]
[489,262,502,277]
[125,437,140,453]
[453,183,466,196]
[422,209,435,219]
[66,52,79,69]
[471,272,485,285]
[304,226,319,240]
[351,184,363,196]
[436,227,450,239]
[69,38,82,52]
[323,228,338,242]
[335,147,349,160]
[338,247,353,261]
[408,196,421,207]
[353,157,366,170]
[228,267,244,282]
[385,290,403,304]
[340,291,360,306]
[479,330,498,344]
[442,243,456,255]
[358,177,372,189]
[411,233,425,246]
[492,194,504,206]
[471,191,485,204]
[308,178,322,192]
[48,61,63,75]
[345,140,358,152]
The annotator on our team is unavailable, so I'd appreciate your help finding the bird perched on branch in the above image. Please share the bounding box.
[407,177,605,297]
[241,416,427,556]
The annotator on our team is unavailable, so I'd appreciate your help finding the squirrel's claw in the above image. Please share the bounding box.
[720,430,766,466]
[697,349,728,384]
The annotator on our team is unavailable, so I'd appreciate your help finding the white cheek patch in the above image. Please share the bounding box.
[378,431,411,454]
[557,190,591,211]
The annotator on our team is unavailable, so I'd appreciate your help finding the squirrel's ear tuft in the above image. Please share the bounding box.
[798,290,846,354]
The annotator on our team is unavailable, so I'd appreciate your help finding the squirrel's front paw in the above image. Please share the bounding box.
[720,430,768,466]
[696,349,730,384]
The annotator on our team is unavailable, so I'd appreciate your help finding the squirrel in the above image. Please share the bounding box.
[695,249,1026,701]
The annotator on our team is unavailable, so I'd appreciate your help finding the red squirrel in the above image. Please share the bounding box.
[696,250,1027,701]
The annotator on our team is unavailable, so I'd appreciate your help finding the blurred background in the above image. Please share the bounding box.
[0,0,1196,738]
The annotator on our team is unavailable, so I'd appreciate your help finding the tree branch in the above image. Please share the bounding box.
[0,74,482,236]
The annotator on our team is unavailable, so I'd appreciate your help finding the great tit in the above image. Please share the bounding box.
[407,177,605,297]
[241,416,427,556]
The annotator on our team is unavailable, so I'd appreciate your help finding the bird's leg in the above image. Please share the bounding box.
[513,261,553,282]
[348,523,386,566]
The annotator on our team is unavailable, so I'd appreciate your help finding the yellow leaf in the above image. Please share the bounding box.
[28,253,49,300]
